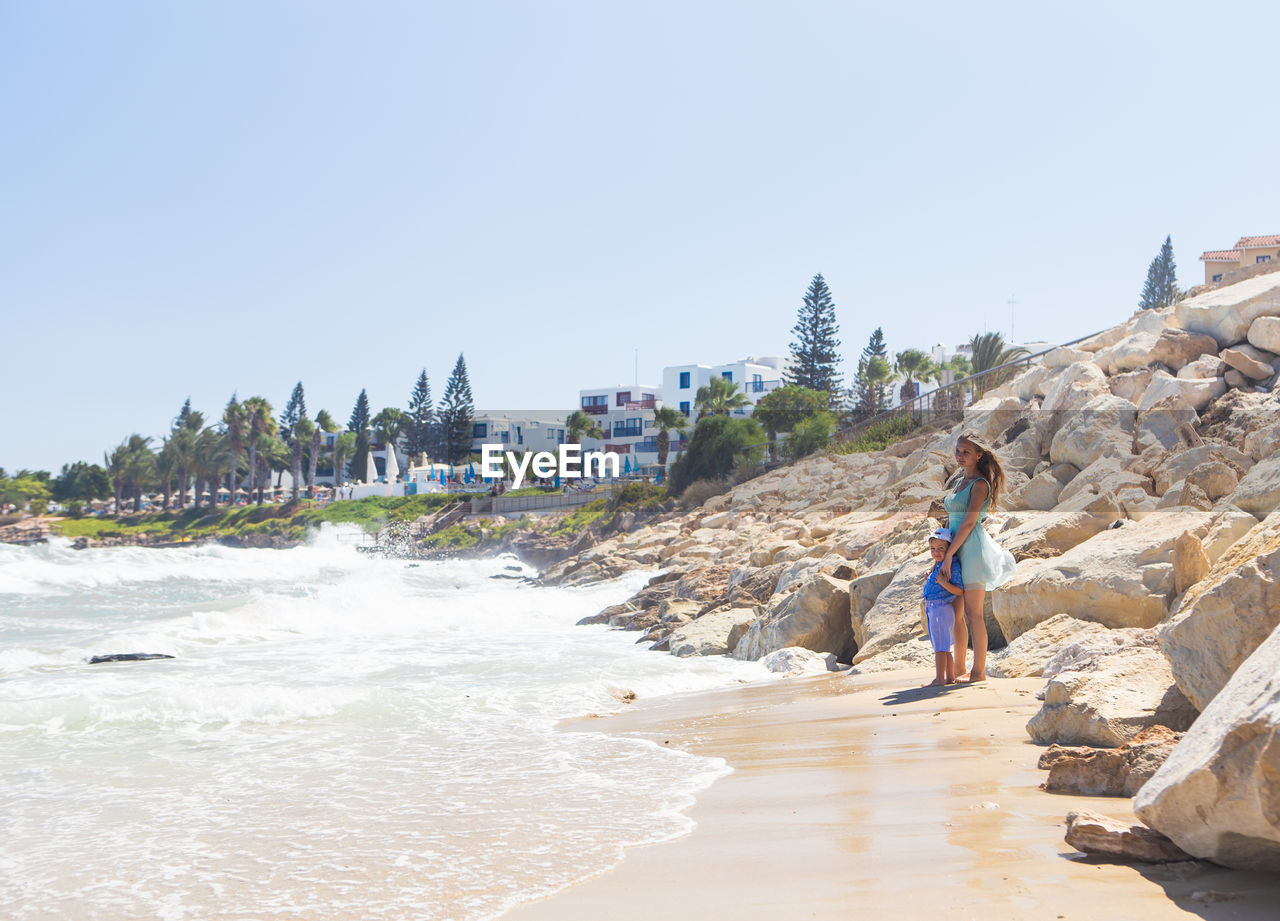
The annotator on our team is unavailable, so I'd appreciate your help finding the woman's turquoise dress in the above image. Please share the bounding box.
[944,477,1017,590]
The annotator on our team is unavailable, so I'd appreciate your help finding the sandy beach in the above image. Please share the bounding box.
[503,669,1280,921]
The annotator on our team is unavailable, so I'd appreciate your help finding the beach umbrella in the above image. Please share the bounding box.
[467,461,475,481]
[364,446,377,483]
[623,455,632,474]
[384,446,400,482]
[439,469,446,486]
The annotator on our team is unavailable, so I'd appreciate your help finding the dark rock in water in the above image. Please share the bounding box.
[87,653,176,664]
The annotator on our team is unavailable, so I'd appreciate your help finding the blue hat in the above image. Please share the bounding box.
[929,527,954,543]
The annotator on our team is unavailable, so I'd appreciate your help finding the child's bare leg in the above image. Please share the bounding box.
[923,651,949,687]
[944,650,955,684]
[953,596,968,679]
[963,587,988,682]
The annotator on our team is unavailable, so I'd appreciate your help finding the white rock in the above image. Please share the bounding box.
[1157,510,1280,710]
[1177,354,1227,380]
[761,647,840,675]
[1135,621,1280,870]
[992,512,1210,641]
[988,614,1109,679]
[1048,394,1137,470]
[1137,370,1228,413]
[1043,346,1091,369]
[1108,368,1154,405]
[1175,272,1280,347]
[1027,643,1197,747]
[1224,454,1280,519]
[1054,455,1150,507]
[1041,362,1109,414]
[1247,315,1280,355]
[732,574,853,661]
[668,607,761,658]
[1221,347,1274,381]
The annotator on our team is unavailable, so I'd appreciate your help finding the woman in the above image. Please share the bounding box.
[941,432,1017,682]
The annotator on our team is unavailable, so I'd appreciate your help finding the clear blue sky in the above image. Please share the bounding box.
[3,1,1277,472]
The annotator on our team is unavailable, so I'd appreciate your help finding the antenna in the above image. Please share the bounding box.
[634,348,638,387]
[1008,295,1017,342]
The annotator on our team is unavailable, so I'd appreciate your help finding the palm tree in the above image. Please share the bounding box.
[968,332,1031,396]
[969,332,1030,375]
[695,376,750,417]
[290,416,313,501]
[652,406,687,470]
[121,434,155,513]
[190,427,227,507]
[256,433,289,503]
[170,407,204,508]
[155,438,180,511]
[331,431,357,487]
[566,410,603,446]
[104,442,129,514]
[310,410,335,498]
[241,397,275,505]
[894,349,940,403]
[223,397,247,498]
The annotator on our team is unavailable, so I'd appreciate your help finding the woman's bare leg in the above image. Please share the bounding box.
[953,595,968,679]
[964,586,988,682]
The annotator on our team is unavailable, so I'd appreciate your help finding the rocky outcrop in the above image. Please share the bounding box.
[667,607,760,658]
[732,573,854,662]
[1225,454,1280,519]
[761,647,840,675]
[1135,621,1280,870]
[1027,642,1197,746]
[1039,725,1182,796]
[988,613,1109,679]
[1157,510,1280,711]
[1174,271,1280,346]
[993,511,1209,641]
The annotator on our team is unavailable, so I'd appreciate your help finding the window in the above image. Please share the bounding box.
[516,426,523,445]
[679,371,690,389]
[721,371,733,381]
[1259,255,1273,264]
[613,419,643,438]
[616,391,631,406]
[643,393,656,402]
[547,427,556,439]
[500,431,509,443]
[581,395,608,413]
[750,374,763,393]
[558,429,565,441]
[1212,273,1223,283]
[679,401,690,416]
[473,423,488,438]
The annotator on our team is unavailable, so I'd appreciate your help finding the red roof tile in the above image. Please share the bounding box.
[1200,249,1242,262]
[1234,235,1280,249]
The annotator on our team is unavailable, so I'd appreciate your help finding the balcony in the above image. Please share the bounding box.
[744,379,783,394]
[624,398,656,410]
[581,403,609,415]
[612,423,644,438]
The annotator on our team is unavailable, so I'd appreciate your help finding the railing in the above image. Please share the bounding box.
[612,424,644,438]
[624,399,657,410]
[744,379,783,394]
[581,403,609,415]
[840,329,1109,441]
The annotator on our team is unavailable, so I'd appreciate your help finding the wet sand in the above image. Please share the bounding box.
[501,669,1279,921]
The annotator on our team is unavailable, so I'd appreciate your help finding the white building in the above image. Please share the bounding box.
[469,411,567,456]
[661,356,789,419]
[577,384,662,466]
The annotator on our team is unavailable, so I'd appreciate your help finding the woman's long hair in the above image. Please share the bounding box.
[956,432,1006,510]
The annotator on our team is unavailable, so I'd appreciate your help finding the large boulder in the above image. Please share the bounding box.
[731,573,853,661]
[1136,395,1200,453]
[1137,370,1227,413]
[1048,394,1137,469]
[1040,725,1183,797]
[993,511,1210,641]
[1135,621,1280,870]
[667,607,761,658]
[988,613,1109,679]
[1054,456,1150,507]
[1222,346,1275,381]
[1224,454,1280,519]
[1157,510,1280,711]
[1041,361,1109,414]
[1149,328,1220,371]
[1174,272,1280,347]
[848,558,931,663]
[1177,353,1227,380]
[1013,464,1078,511]
[1149,444,1253,497]
[1248,315,1280,354]
[1027,643,1198,746]
[1108,368,1154,405]
[991,490,1121,562]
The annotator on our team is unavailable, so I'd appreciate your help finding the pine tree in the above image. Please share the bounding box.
[405,369,435,460]
[438,354,475,465]
[784,273,843,397]
[348,389,371,481]
[1139,235,1179,310]
[855,328,890,411]
[280,382,307,439]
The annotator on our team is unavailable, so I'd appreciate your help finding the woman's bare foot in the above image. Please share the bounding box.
[962,672,987,683]
[921,678,948,688]
[955,672,970,683]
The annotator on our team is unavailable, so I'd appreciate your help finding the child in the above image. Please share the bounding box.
[922,527,964,687]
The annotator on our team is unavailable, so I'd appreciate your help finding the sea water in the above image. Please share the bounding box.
[0,527,765,921]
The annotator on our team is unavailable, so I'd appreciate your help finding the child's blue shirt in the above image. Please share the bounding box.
[923,558,963,602]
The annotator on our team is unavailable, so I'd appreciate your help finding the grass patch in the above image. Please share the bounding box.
[834,414,922,454]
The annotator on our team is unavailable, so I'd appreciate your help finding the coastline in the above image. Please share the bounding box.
[501,668,1280,921]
